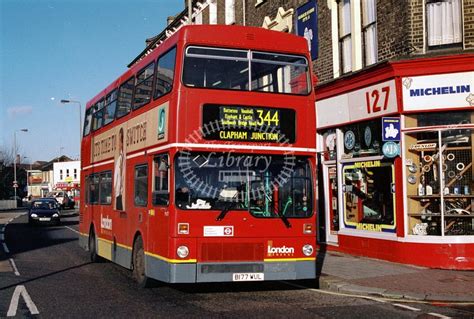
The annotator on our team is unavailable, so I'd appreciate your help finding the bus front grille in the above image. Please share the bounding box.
[200,263,264,274]
[200,242,264,262]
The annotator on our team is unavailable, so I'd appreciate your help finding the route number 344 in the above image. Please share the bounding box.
[366,86,390,114]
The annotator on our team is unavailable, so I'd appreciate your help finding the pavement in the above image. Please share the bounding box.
[316,248,474,303]
[1,210,473,303]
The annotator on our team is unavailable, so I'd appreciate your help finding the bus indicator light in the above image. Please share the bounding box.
[178,223,189,235]
[303,223,313,234]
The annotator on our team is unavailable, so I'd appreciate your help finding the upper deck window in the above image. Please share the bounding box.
[92,99,105,131]
[155,47,176,99]
[183,46,310,95]
[133,62,154,109]
[103,89,117,126]
[83,107,92,136]
[116,77,134,118]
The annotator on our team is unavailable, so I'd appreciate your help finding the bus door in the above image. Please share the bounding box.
[147,154,171,255]
[128,161,149,248]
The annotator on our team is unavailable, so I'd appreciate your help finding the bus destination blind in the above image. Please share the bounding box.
[202,105,296,143]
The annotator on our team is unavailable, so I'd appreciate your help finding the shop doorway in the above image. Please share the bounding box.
[323,163,339,244]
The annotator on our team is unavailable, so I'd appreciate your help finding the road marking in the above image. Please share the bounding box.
[282,281,388,303]
[281,281,474,306]
[2,242,9,253]
[0,233,4,240]
[64,226,80,234]
[1,226,5,233]
[9,258,20,276]
[427,313,452,319]
[392,303,421,311]
[7,285,39,317]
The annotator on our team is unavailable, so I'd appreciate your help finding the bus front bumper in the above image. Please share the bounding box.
[145,254,316,283]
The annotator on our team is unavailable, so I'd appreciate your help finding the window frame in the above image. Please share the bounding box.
[103,89,118,127]
[99,171,113,205]
[182,45,311,96]
[152,154,170,206]
[338,0,352,75]
[92,98,105,131]
[361,0,377,67]
[133,62,155,110]
[426,0,463,49]
[83,107,93,137]
[116,76,135,119]
[134,164,149,207]
[154,46,177,100]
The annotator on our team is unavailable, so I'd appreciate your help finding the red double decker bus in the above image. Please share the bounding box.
[79,25,317,285]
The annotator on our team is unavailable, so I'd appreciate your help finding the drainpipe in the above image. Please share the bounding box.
[242,0,246,26]
[188,0,193,24]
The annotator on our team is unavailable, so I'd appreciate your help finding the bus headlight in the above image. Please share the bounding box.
[302,244,314,256]
[177,246,189,258]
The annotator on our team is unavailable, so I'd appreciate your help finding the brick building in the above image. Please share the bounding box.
[135,0,474,269]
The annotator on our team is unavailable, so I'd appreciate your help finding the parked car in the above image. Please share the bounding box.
[45,191,74,209]
[28,198,61,225]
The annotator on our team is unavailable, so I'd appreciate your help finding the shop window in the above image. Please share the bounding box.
[322,130,337,161]
[342,120,382,158]
[342,160,395,231]
[134,164,148,207]
[426,0,462,48]
[361,0,377,66]
[338,0,352,74]
[153,154,169,206]
[405,112,473,236]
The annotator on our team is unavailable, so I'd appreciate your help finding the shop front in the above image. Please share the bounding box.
[316,54,474,269]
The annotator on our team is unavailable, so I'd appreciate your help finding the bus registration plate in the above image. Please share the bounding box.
[232,273,264,281]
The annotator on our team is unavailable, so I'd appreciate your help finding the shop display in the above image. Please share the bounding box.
[406,125,474,236]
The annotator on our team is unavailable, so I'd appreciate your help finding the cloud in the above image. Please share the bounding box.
[7,106,33,117]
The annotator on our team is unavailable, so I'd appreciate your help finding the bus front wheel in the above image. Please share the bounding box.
[132,236,151,288]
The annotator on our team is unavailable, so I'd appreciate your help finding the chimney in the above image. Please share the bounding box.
[167,15,175,26]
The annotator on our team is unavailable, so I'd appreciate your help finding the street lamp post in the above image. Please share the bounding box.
[23,156,29,198]
[60,99,82,155]
[13,129,28,201]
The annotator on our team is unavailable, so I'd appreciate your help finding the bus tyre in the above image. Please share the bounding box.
[89,229,102,263]
[132,236,151,288]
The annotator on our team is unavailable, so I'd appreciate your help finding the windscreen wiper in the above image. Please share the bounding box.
[216,202,236,221]
[276,197,292,228]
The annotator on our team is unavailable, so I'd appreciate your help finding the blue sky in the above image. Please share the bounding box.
[1,0,184,163]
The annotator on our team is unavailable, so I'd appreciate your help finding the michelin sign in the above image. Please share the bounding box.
[402,71,474,111]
